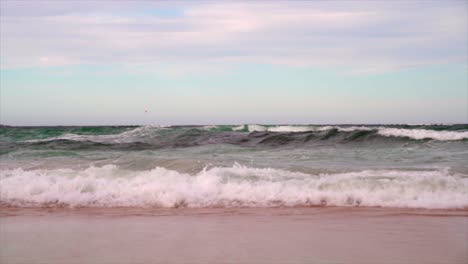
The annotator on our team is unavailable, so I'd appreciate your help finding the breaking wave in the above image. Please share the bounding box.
[242,125,468,141]
[1,165,467,209]
[0,124,466,155]
[376,128,468,141]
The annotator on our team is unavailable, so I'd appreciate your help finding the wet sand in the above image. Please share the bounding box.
[1,207,467,264]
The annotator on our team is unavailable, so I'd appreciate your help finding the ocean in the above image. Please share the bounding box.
[1,124,467,209]
[1,124,468,264]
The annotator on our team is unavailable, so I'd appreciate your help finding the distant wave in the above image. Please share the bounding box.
[376,128,468,141]
[21,126,164,144]
[241,125,468,140]
[1,165,467,209]
[17,125,468,143]
[0,125,467,155]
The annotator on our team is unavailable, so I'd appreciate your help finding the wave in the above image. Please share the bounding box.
[1,125,467,155]
[21,126,165,144]
[376,128,468,141]
[243,125,468,140]
[29,125,468,142]
[1,165,467,209]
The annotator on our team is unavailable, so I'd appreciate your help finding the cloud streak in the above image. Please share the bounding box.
[1,1,466,74]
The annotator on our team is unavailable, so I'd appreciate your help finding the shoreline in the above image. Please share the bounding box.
[2,205,468,217]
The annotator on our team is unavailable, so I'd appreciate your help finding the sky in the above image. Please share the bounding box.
[0,0,467,125]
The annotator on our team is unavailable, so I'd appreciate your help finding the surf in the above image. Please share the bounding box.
[1,164,467,209]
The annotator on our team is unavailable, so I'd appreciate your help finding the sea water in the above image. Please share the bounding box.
[1,124,467,209]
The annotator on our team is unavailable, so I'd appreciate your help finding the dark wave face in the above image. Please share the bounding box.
[1,124,468,153]
[1,124,468,209]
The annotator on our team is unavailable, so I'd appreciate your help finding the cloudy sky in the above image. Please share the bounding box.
[1,1,467,125]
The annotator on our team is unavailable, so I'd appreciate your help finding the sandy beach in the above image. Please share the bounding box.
[1,207,467,264]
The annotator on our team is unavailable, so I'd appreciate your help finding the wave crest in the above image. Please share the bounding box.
[244,125,468,141]
[377,128,468,141]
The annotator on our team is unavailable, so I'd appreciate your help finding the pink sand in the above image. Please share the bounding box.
[1,207,467,264]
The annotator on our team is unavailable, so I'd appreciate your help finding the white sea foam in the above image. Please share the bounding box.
[244,125,468,141]
[267,126,316,132]
[23,126,164,144]
[245,125,377,133]
[245,125,375,133]
[336,126,375,132]
[377,128,468,141]
[246,125,316,132]
[232,125,247,131]
[246,124,268,132]
[1,165,467,209]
